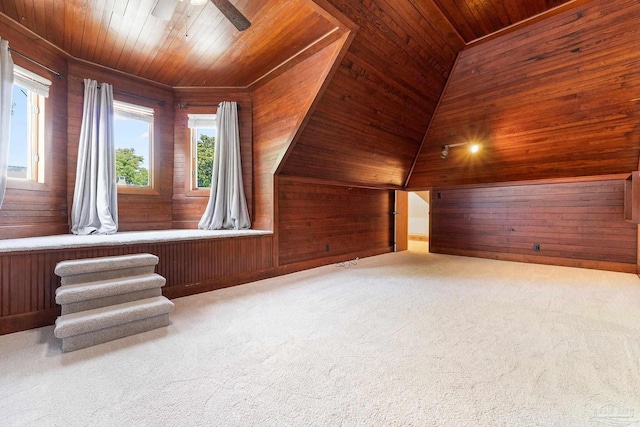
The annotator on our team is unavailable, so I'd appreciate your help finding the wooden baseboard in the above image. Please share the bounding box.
[408,234,429,242]
[0,308,60,335]
[276,246,392,275]
[430,247,637,274]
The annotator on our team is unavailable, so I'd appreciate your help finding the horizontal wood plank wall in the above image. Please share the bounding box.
[0,234,274,335]
[408,0,640,188]
[430,179,637,272]
[279,0,464,188]
[0,14,69,239]
[252,40,343,231]
[172,88,253,229]
[432,0,574,43]
[277,176,394,269]
[67,61,175,231]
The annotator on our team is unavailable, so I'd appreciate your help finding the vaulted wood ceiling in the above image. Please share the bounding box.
[3,0,631,190]
[0,0,576,87]
[433,0,574,43]
[409,0,640,188]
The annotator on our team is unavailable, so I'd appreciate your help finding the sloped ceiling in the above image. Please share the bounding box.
[2,0,613,189]
[279,0,464,187]
[279,0,582,188]
[0,1,577,88]
[408,0,640,188]
[433,0,574,43]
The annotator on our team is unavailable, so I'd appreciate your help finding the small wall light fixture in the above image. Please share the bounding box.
[440,142,481,159]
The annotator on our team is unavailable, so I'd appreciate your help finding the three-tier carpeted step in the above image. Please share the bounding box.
[54,253,174,352]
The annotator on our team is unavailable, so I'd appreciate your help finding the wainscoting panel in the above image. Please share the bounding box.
[0,234,274,335]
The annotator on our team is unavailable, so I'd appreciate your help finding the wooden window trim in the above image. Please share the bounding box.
[113,98,157,194]
[6,78,50,191]
[182,107,217,197]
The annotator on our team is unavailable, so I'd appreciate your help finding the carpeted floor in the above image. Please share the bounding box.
[1,243,640,426]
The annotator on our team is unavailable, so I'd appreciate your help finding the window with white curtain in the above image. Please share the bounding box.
[8,65,50,182]
[113,100,154,188]
[188,113,216,190]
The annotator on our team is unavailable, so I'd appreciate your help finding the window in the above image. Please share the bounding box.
[8,66,50,183]
[188,114,216,190]
[113,100,154,188]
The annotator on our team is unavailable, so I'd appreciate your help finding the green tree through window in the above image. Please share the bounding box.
[197,134,215,188]
[116,148,148,186]
[113,100,154,189]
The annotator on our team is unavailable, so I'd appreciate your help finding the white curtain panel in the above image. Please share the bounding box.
[0,38,14,209]
[198,101,251,230]
[71,79,118,235]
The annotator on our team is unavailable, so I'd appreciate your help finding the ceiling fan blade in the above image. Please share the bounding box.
[152,0,178,21]
[210,0,251,31]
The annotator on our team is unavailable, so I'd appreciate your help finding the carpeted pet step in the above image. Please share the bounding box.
[55,253,160,286]
[56,274,166,315]
[54,296,174,352]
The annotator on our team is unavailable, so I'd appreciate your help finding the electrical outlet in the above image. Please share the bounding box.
[533,243,540,251]
[325,244,330,252]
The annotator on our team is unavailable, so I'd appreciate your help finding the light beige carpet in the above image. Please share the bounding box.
[1,245,640,426]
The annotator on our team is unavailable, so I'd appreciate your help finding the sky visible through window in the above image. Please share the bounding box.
[12,91,151,174]
[9,85,28,168]
[196,128,215,141]
[114,112,150,169]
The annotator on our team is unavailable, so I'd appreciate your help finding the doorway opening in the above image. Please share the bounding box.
[408,191,429,252]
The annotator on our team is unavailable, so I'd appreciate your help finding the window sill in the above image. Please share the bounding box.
[6,179,49,192]
[117,186,160,196]
[186,188,211,197]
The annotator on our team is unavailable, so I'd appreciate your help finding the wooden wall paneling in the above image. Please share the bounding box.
[408,0,640,188]
[624,172,640,223]
[0,234,275,335]
[432,0,574,43]
[277,176,394,268]
[252,36,349,231]
[278,0,464,188]
[171,88,253,229]
[66,60,175,232]
[0,13,69,239]
[429,178,637,272]
[637,158,640,275]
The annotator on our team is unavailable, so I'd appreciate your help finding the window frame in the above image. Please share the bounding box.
[113,99,158,196]
[6,65,51,192]
[183,110,217,197]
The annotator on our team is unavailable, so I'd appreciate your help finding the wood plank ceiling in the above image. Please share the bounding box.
[0,0,604,188]
[433,0,574,43]
[279,0,464,188]
[408,0,640,188]
[0,0,579,88]
[0,0,339,87]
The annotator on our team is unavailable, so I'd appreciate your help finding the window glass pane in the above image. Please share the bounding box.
[8,84,30,179]
[114,102,153,187]
[195,127,215,189]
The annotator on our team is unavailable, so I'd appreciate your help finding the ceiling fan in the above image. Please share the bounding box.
[152,0,251,31]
